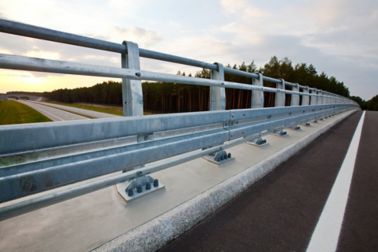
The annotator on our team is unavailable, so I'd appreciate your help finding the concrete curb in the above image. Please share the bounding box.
[93,110,356,252]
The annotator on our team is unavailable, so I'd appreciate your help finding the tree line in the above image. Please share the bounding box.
[350,95,378,110]
[43,56,377,112]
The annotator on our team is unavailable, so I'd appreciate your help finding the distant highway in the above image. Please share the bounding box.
[18,100,117,121]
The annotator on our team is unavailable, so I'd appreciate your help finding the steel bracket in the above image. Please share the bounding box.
[224,119,238,128]
[292,125,301,130]
[203,149,234,165]
[116,171,164,202]
[245,134,268,147]
[273,128,287,136]
[137,132,154,142]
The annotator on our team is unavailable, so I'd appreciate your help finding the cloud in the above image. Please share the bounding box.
[220,0,269,18]
[0,0,377,99]
[239,34,378,100]
[111,26,162,47]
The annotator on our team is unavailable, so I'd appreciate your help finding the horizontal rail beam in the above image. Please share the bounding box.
[0,54,139,78]
[0,105,338,177]
[0,19,356,106]
[0,19,320,88]
[0,104,338,155]
[0,139,244,220]
[0,19,217,70]
[0,107,344,202]
[0,54,339,100]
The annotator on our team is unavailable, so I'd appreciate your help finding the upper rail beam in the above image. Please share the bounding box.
[0,54,337,99]
[0,18,358,103]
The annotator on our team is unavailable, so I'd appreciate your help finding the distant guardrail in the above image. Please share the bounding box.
[0,19,358,218]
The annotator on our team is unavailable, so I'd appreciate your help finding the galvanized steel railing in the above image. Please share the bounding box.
[0,19,357,218]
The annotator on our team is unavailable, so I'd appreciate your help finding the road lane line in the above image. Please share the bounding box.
[306,111,365,252]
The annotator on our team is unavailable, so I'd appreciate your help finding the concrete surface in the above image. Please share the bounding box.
[0,109,355,252]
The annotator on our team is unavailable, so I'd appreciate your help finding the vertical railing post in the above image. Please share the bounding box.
[206,63,234,162]
[119,44,164,202]
[314,88,318,105]
[326,92,330,104]
[246,72,268,144]
[308,88,312,105]
[275,79,285,107]
[251,73,264,108]
[320,91,325,105]
[333,94,337,104]
[291,83,300,106]
[318,91,322,105]
[325,92,330,105]
[210,63,226,110]
[302,86,310,106]
[273,79,287,135]
[310,88,317,105]
[121,41,143,116]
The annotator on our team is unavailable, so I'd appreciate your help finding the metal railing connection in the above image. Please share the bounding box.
[0,19,358,218]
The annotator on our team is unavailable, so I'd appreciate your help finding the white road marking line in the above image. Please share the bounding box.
[306,111,366,252]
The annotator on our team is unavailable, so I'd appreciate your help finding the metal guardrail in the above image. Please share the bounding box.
[0,19,357,218]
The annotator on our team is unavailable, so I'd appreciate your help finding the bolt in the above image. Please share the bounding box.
[145,183,151,190]
[136,186,142,193]
[153,179,159,188]
[127,189,134,197]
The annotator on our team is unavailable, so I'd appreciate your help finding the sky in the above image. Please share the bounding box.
[0,0,377,100]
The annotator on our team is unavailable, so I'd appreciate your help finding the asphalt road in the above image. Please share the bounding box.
[160,111,378,252]
[32,101,117,119]
[18,100,88,121]
[18,100,116,121]
[337,111,378,251]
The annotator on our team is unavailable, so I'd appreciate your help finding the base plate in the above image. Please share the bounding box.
[246,141,268,147]
[116,181,165,202]
[202,156,235,165]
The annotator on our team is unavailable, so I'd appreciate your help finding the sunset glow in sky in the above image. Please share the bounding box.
[0,0,377,99]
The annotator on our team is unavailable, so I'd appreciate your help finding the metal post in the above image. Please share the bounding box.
[272,79,287,135]
[121,41,143,116]
[310,88,317,105]
[319,91,324,105]
[325,92,330,105]
[275,79,285,107]
[302,86,310,106]
[210,62,225,110]
[289,83,301,130]
[291,83,300,106]
[206,63,232,163]
[246,73,267,145]
[120,41,162,201]
[313,89,319,105]
[251,73,264,108]
[332,95,337,104]
[308,88,312,105]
